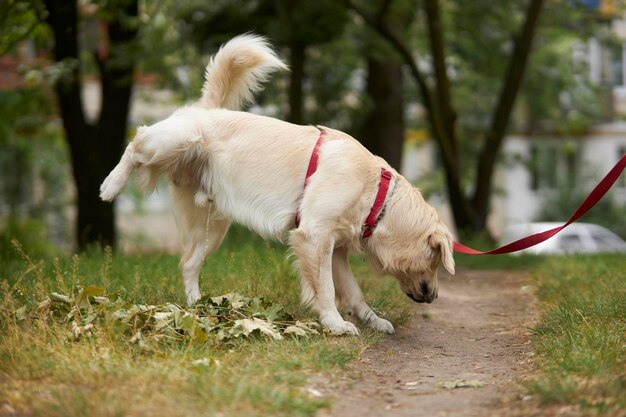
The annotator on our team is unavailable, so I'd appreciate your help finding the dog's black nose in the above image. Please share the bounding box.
[419,282,436,303]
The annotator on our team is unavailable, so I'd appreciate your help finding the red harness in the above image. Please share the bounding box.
[295,130,393,239]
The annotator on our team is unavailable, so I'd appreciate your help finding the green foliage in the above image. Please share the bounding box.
[172,0,347,51]
[448,0,605,137]
[522,43,609,134]
[0,0,49,54]
[449,0,522,134]
[133,0,205,98]
[167,0,360,127]
[0,88,71,251]
[0,219,57,260]
[301,32,364,130]
[433,0,609,192]
[270,0,349,46]
[528,254,626,413]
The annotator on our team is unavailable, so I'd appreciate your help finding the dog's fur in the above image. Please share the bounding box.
[100,34,455,335]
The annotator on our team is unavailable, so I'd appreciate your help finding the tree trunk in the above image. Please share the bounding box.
[288,41,306,124]
[360,57,405,170]
[471,0,544,229]
[44,0,137,251]
[422,0,480,235]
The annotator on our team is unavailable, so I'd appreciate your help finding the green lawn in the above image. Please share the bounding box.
[527,254,626,415]
[1,230,624,416]
[0,230,410,417]
[457,251,625,415]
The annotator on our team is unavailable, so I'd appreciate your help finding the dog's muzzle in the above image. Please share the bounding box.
[405,283,438,304]
[406,292,436,303]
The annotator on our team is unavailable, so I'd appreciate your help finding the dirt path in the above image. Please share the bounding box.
[315,270,538,417]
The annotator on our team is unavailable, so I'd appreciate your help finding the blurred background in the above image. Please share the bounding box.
[1,0,626,256]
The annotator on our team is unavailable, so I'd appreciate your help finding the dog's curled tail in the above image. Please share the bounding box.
[200,34,287,110]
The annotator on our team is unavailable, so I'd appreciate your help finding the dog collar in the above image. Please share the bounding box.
[295,130,394,240]
[362,168,394,239]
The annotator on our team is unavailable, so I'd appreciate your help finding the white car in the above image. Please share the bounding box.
[500,222,626,255]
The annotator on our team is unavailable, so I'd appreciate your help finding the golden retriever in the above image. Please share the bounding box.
[100,34,455,335]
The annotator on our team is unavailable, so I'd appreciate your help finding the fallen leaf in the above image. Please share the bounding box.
[235,318,283,340]
[190,358,212,367]
[307,388,323,397]
[283,325,308,337]
[436,379,484,389]
[15,290,321,345]
[50,292,71,303]
[14,305,27,322]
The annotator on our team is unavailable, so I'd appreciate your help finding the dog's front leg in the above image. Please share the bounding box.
[332,247,395,334]
[290,230,359,335]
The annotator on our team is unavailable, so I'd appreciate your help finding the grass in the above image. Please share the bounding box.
[3,225,625,416]
[445,243,624,416]
[0,228,411,417]
[528,254,626,415]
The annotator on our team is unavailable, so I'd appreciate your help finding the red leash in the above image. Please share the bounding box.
[454,153,626,255]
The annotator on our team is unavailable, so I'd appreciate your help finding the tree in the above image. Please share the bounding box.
[0,0,46,55]
[270,0,348,124]
[360,58,405,169]
[174,0,348,125]
[345,0,544,238]
[43,0,138,250]
[358,1,416,170]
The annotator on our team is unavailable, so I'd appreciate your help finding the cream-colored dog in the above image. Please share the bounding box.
[100,34,455,335]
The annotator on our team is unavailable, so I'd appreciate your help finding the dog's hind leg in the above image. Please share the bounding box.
[332,247,395,334]
[172,186,230,305]
[100,144,135,202]
[290,230,359,335]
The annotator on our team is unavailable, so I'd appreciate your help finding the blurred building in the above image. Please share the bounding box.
[496,2,626,233]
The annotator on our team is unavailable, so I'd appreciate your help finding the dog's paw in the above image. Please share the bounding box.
[322,317,359,336]
[367,317,395,335]
[186,290,201,306]
[100,175,123,202]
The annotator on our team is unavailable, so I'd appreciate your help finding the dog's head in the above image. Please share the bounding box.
[394,221,455,304]
[366,183,455,304]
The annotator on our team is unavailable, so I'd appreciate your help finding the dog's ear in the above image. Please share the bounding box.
[428,230,455,275]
